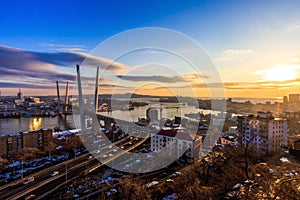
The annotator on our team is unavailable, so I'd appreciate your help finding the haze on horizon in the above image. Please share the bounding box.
[1,0,300,99]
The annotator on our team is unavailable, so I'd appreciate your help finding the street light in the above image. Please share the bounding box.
[21,161,24,180]
[65,164,68,184]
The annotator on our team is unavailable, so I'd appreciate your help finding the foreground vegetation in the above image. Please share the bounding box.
[106,146,300,199]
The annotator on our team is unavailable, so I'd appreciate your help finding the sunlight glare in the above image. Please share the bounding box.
[256,65,299,82]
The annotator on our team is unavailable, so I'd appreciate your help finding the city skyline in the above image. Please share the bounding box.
[1,1,300,98]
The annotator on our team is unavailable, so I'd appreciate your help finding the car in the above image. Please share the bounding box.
[56,146,62,150]
[24,194,36,200]
[232,183,243,190]
[146,181,159,188]
[75,152,81,156]
[50,171,59,176]
[81,148,88,153]
[13,174,21,179]
[166,179,174,183]
[23,177,34,185]
[84,189,91,194]
[106,188,118,196]
[110,188,117,193]
[123,164,130,170]
[172,172,181,177]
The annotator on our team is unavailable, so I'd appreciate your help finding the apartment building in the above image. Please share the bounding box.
[0,129,53,158]
[237,112,288,155]
[151,129,202,160]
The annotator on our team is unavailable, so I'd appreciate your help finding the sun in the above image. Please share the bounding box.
[256,65,298,82]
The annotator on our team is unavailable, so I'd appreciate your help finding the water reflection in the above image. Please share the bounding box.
[29,118,42,131]
[0,115,76,135]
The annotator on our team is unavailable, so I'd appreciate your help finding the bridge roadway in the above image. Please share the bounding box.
[36,130,150,199]
[96,112,158,136]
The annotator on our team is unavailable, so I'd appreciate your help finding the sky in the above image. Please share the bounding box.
[1,0,300,99]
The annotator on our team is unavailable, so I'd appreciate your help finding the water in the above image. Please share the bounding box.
[231,98,281,104]
[0,103,218,136]
[101,104,218,122]
[0,115,76,135]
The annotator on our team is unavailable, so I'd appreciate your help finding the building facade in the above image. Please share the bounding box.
[0,103,15,110]
[0,129,53,158]
[151,129,202,160]
[289,94,300,103]
[237,112,288,155]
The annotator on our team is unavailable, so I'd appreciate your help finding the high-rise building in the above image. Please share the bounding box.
[237,112,288,155]
[17,88,23,99]
[283,96,288,104]
[289,94,299,103]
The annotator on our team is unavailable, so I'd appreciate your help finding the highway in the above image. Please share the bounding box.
[0,154,98,200]
[1,130,148,199]
[38,134,149,199]
[16,159,99,200]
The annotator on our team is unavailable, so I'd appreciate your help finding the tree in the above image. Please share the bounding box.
[16,147,43,160]
[239,118,261,180]
[118,177,151,200]
[0,158,8,173]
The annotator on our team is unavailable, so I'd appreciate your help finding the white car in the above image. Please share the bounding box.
[23,177,35,184]
[50,171,59,176]
[166,179,174,183]
[146,181,159,188]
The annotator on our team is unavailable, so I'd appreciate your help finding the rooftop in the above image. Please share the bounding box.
[155,129,201,141]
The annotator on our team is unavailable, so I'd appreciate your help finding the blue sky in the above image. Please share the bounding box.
[1,0,300,98]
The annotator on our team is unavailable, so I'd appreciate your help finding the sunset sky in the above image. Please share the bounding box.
[1,0,300,99]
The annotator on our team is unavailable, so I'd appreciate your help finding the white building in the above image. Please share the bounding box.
[151,129,202,160]
[0,103,15,110]
[237,112,288,155]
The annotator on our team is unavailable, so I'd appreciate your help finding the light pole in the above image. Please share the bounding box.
[65,163,68,184]
[48,149,51,161]
[21,160,24,180]
[13,159,15,176]
[74,144,77,160]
